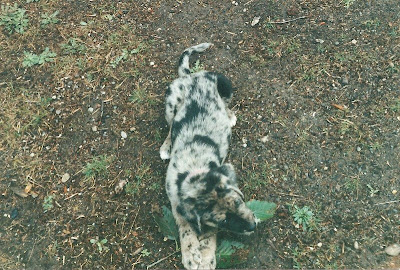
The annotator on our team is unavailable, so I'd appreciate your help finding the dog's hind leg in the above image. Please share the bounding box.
[160,126,172,160]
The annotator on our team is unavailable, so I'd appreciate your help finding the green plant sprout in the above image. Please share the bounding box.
[0,3,29,34]
[292,205,316,232]
[40,11,59,27]
[90,238,109,253]
[23,47,57,67]
[43,195,55,212]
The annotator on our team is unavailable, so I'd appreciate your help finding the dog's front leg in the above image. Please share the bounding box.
[178,222,202,269]
[198,232,217,269]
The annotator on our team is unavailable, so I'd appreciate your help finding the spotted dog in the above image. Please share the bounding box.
[160,43,256,269]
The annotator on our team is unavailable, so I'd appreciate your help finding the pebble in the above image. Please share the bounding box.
[61,173,70,183]
[385,243,400,256]
[317,242,322,247]
[357,146,361,152]
[56,109,61,115]
[351,39,357,44]
[88,107,94,113]
[150,61,155,66]
[92,126,98,132]
[251,16,260,26]
[260,136,269,143]
[121,131,127,139]
[392,189,397,195]
[315,39,324,44]
[341,76,349,85]
[354,241,359,250]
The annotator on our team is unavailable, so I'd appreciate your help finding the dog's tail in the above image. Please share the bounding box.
[178,43,212,77]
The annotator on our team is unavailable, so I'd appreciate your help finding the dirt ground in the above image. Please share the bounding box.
[1,0,399,269]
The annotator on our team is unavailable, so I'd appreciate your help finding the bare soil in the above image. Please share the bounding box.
[1,0,399,269]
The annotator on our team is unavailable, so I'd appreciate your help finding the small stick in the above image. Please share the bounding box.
[276,192,304,198]
[146,251,179,269]
[268,16,308,24]
[374,200,400,206]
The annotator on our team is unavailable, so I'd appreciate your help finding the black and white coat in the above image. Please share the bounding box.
[160,43,255,270]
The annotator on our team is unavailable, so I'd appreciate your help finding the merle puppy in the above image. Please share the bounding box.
[160,43,256,269]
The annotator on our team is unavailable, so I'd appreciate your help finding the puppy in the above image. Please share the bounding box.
[160,43,256,269]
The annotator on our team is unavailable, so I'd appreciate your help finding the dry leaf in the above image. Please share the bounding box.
[332,103,346,111]
[61,173,70,183]
[24,183,32,193]
[10,187,29,198]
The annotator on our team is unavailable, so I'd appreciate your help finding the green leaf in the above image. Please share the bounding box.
[216,240,248,268]
[246,200,276,222]
[154,206,179,241]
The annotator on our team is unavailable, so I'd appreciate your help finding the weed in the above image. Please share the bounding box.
[61,38,87,55]
[110,49,129,68]
[366,184,379,197]
[0,3,29,34]
[83,155,110,179]
[125,180,140,196]
[40,11,59,28]
[141,249,151,257]
[129,88,147,104]
[363,19,380,29]
[343,0,355,9]
[345,177,360,193]
[90,238,109,253]
[389,98,400,112]
[23,47,57,67]
[292,247,305,269]
[26,0,40,3]
[190,60,204,73]
[292,205,317,232]
[338,119,354,135]
[287,38,301,54]
[43,195,55,212]
[388,63,399,74]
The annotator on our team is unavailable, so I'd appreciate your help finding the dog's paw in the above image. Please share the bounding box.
[160,139,171,160]
[160,148,171,160]
[182,244,202,269]
[229,113,237,127]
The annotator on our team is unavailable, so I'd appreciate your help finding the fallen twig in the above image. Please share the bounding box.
[268,16,308,24]
[146,251,180,269]
[375,200,400,206]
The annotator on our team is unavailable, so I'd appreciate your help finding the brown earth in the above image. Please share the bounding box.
[1,0,399,269]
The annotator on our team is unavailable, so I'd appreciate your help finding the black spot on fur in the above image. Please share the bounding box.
[178,51,190,66]
[209,161,218,169]
[167,102,172,108]
[190,135,221,161]
[177,172,189,197]
[205,72,216,82]
[165,86,172,97]
[179,85,185,91]
[177,97,181,102]
[183,68,190,75]
[171,100,207,144]
[204,171,221,193]
[216,73,233,100]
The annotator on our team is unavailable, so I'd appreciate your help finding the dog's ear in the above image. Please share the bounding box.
[177,201,202,235]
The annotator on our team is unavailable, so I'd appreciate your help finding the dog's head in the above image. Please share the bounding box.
[176,163,256,235]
